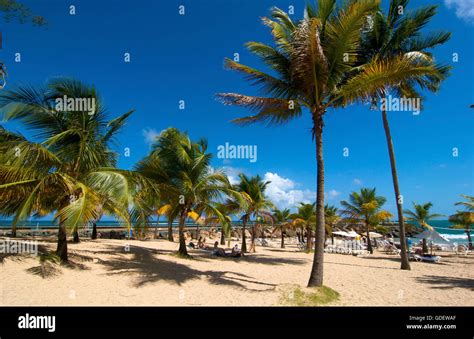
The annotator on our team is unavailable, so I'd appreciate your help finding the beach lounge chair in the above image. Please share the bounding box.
[410,253,441,263]
[455,244,471,256]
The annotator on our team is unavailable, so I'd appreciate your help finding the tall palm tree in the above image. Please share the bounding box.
[403,202,443,253]
[216,0,445,287]
[231,174,274,253]
[136,128,238,257]
[358,0,450,270]
[324,204,340,245]
[0,78,142,261]
[449,212,474,250]
[340,188,392,254]
[290,203,317,251]
[272,208,291,248]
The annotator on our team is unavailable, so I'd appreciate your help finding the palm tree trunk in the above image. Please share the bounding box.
[250,223,257,253]
[91,222,97,239]
[241,217,247,253]
[195,223,200,240]
[306,226,312,251]
[382,107,411,270]
[154,216,160,239]
[73,229,80,243]
[220,228,225,245]
[366,222,373,254]
[422,238,428,254]
[177,211,188,256]
[11,225,17,238]
[281,228,285,248]
[308,115,325,287]
[167,218,173,242]
[56,222,68,262]
[466,230,472,250]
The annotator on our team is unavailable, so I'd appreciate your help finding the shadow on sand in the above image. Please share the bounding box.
[415,275,474,291]
[96,245,285,291]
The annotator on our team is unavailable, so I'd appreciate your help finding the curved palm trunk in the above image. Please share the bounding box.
[11,226,17,238]
[308,116,325,287]
[91,222,97,240]
[177,211,188,256]
[56,222,68,262]
[382,107,411,270]
[167,219,174,242]
[241,217,247,253]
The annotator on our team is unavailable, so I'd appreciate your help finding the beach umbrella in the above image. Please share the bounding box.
[346,230,358,238]
[412,228,450,244]
[412,227,450,254]
[332,231,350,237]
[368,232,383,238]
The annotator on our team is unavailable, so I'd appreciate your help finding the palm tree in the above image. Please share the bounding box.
[216,1,445,287]
[340,188,392,254]
[272,208,291,248]
[455,195,474,211]
[136,128,238,257]
[205,202,232,246]
[324,204,340,245]
[231,174,273,253]
[404,202,443,254]
[449,212,474,250]
[0,78,140,261]
[358,0,451,270]
[291,203,317,251]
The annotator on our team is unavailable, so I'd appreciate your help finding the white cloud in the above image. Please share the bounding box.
[327,189,341,200]
[222,166,242,185]
[353,178,363,185]
[221,170,339,210]
[264,172,315,209]
[445,0,474,22]
[142,127,161,145]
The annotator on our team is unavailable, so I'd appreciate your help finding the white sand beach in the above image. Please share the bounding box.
[1,237,472,306]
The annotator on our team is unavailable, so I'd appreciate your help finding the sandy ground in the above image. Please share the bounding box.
[0,236,473,306]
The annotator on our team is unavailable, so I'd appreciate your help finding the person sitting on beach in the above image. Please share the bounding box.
[229,244,243,257]
[197,237,206,249]
[212,241,226,257]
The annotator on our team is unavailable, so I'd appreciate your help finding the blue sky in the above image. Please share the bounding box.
[0,0,473,216]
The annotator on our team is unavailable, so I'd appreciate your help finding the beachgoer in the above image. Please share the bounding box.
[212,241,226,257]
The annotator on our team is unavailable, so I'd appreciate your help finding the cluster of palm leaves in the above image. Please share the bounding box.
[135,128,245,256]
[217,0,450,286]
[0,78,156,261]
[340,188,392,254]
